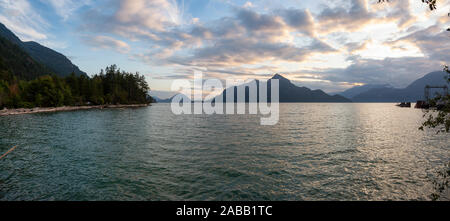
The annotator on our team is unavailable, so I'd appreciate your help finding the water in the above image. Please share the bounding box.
[0,103,448,201]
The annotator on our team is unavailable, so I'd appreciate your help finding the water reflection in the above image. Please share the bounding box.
[0,103,448,200]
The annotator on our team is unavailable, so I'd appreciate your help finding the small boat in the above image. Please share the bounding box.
[396,102,411,108]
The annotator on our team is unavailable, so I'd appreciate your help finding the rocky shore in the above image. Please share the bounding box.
[0,104,150,116]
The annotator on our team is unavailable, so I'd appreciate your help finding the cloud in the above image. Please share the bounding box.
[278,8,315,36]
[43,0,91,21]
[130,7,330,68]
[75,0,447,93]
[243,1,254,8]
[382,0,416,28]
[0,0,48,41]
[236,8,284,34]
[80,0,184,40]
[168,39,322,67]
[80,2,321,61]
[315,0,374,33]
[234,7,316,41]
[314,0,418,34]
[115,0,182,31]
[345,39,372,53]
[82,35,130,53]
[319,56,443,88]
[391,24,450,62]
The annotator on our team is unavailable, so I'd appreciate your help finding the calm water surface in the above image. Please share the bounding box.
[0,103,448,200]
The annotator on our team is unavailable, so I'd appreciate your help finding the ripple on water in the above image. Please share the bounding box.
[0,103,448,201]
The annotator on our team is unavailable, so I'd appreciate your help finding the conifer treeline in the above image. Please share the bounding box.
[0,65,153,108]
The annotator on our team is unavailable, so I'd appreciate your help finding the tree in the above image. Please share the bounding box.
[0,79,8,107]
[430,161,450,201]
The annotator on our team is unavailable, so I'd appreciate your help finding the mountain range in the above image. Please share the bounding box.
[154,72,449,103]
[0,22,86,78]
[155,74,351,103]
[337,83,393,99]
[217,74,350,102]
[338,71,449,102]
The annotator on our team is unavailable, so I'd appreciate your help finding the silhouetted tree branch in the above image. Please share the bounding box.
[378,0,436,10]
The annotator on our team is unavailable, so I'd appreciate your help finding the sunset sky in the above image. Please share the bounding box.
[0,0,449,97]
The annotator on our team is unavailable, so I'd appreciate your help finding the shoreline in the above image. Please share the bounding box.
[0,104,150,116]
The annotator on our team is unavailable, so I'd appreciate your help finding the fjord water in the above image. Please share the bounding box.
[0,103,448,200]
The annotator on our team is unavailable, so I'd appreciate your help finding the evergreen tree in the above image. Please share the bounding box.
[0,65,153,109]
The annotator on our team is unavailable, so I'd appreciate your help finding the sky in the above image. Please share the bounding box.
[0,0,449,98]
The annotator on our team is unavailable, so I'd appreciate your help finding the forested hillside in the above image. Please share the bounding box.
[0,36,54,81]
[0,22,87,77]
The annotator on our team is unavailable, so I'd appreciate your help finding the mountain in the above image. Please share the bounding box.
[0,35,54,80]
[0,22,86,77]
[22,41,86,77]
[214,74,351,103]
[339,84,392,99]
[151,96,163,103]
[272,74,351,102]
[0,23,23,46]
[156,94,192,103]
[153,74,350,103]
[351,71,449,102]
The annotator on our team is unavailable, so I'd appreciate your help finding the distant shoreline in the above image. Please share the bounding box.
[0,104,150,116]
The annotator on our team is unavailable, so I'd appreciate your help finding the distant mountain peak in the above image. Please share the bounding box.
[338,83,394,99]
[271,74,294,87]
[271,73,289,81]
[351,71,449,102]
[212,73,351,103]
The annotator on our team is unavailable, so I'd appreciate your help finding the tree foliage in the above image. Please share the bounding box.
[430,161,450,201]
[419,92,450,133]
[0,65,153,109]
